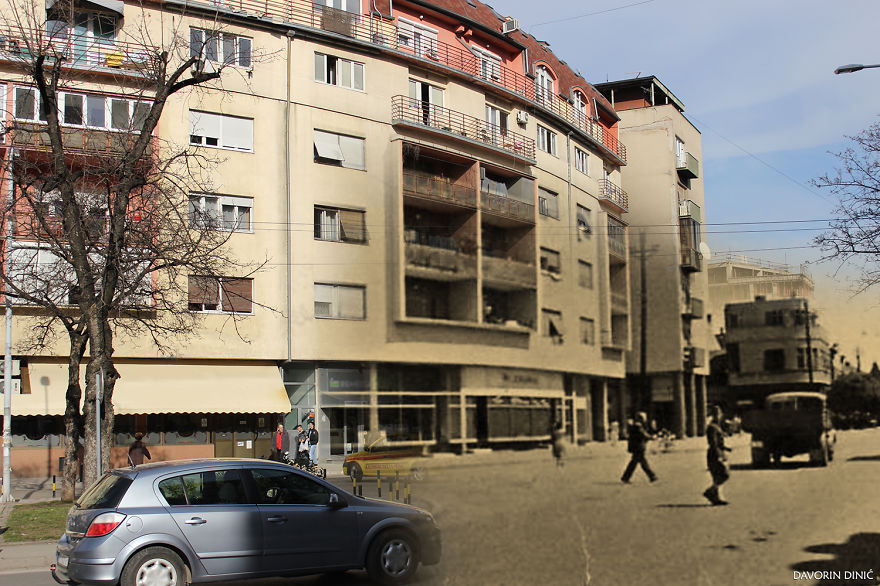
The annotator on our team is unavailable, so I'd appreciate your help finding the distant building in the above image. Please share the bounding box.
[723,297,831,410]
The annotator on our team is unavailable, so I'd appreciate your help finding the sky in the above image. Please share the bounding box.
[488,0,880,369]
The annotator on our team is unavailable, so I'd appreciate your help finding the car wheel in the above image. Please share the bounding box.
[366,529,419,585]
[121,546,187,586]
[410,465,426,482]
[349,462,363,482]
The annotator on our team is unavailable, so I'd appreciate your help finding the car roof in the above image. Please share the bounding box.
[115,458,289,478]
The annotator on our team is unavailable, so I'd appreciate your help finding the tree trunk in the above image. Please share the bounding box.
[81,353,118,489]
[61,333,87,502]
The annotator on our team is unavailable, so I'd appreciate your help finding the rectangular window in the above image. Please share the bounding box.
[313,130,365,170]
[190,28,252,67]
[579,317,595,345]
[576,204,591,234]
[797,348,806,369]
[574,146,588,175]
[485,104,508,135]
[189,111,254,152]
[188,275,253,313]
[314,206,366,243]
[314,53,365,91]
[541,308,564,342]
[727,343,740,373]
[474,46,502,81]
[314,283,366,320]
[63,94,84,125]
[538,187,559,219]
[14,87,49,122]
[537,125,556,155]
[539,247,561,274]
[675,136,686,167]
[188,194,253,232]
[763,349,786,372]
[765,310,784,326]
[398,18,439,58]
[578,260,593,289]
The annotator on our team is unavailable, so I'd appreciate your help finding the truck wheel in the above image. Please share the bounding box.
[751,448,770,468]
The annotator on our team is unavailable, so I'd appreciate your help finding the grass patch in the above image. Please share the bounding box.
[3,501,70,542]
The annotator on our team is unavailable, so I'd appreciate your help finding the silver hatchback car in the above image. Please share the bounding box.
[51,458,441,586]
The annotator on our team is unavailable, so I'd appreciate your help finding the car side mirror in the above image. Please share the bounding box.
[328,493,347,509]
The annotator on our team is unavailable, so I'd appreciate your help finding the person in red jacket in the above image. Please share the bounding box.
[271,423,290,462]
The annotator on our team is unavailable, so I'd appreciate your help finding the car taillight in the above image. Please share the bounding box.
[85,512,126,537]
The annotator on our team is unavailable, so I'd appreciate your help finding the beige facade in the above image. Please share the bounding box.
[596,77,712,438]
[1,0,637,473]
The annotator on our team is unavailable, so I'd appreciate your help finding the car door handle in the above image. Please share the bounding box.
[267,515,287,523]
[184,517,207,525]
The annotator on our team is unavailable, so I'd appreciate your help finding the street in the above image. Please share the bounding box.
[5,428,880,586]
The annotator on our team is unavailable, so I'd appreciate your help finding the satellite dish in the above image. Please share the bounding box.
[699,242,712,260]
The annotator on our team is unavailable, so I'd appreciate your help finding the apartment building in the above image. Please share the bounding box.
[1,0,632,475]
[596,76,711,438]
[723,297,831,410]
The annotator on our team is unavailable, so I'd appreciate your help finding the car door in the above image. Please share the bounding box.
[158,468,263,576]
[249,467,358,573]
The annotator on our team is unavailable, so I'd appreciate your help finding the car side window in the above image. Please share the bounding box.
[251,468,332,506]
[159,469,247,506]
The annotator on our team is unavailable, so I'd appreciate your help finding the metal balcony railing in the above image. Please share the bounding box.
[402,170,477,208]
[598,179,629,211]
[681,247,703,273]
[405,242,477,279]
[0,26,156,72]
[480,192,535,224]
[392,96,536,161]
[482,256,537,289]
[607,236,626,259]
[9,122,153,158]
[682,296,704,319]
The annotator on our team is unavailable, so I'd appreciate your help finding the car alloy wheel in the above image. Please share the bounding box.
[381,537,413,577]
[121,546,186,586]
[137,558,179,586]
[367,529,419,585]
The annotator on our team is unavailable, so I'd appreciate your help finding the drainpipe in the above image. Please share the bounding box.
[285,30,295,362]
[566,131,574,259]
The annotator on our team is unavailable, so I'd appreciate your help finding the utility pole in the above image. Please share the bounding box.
[639,231,648,416]
[804,300,813,385]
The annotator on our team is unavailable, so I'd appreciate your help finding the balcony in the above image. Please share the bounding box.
[599,179,629,212]
[9,122,151,158]
[676,152,699,180]
[610,291,628,314]
[682,296,704,319]
[403,170,477,208]
[679,199,701,221]
[608,237,626,261]
[392,96,536,162]
[480,192,535,224]
[681,247,703,273]
[0,26,155,74]
[405,242,476,281]
[482,256,537,290]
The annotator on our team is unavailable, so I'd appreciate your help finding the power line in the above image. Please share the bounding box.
[528,0,659,28]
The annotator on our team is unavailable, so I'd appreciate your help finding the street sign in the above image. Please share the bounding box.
[0,380,21,394]
[0,360,20,376]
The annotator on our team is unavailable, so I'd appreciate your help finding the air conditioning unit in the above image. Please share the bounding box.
[516,110,529,125]
[502,18,519,34]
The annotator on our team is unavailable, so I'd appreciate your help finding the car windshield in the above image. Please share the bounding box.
[76,473,132,509]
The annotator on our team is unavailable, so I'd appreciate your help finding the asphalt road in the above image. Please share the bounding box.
[7,429,880,586]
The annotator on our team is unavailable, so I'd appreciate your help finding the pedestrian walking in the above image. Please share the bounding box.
[271,423,290,462]
[621,412,657,483]
[551,422,566,467]
[128,432,152,466]
[703,405,732,505]
[307,420,320,466]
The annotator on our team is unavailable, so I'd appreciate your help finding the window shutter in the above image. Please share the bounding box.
[314,284,334,317]
[190,111,222,143]
[221,115,254,151]
[352,62,364,90]
[188,275,219,305]
[314,130,345,161]
[221,278,253,313]
[339,210,365,242]
[338,135,365,169]
[314,53,326,82]
[337,286,364,319]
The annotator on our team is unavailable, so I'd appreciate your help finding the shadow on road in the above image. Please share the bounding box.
[791,533,880,585]
[730,461,817,471]
[656,503,715,508]
[847,455,880,462]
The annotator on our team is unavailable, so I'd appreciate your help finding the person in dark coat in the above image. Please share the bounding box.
[128,432,152,466]
[703,405,732,505]
[551,422,566,467]
[307,421,319,465]
[621,412,657,483]
[271,423,290,462]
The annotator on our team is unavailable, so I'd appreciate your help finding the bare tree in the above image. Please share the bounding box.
[0,0,263,497]
[813,120,880,294]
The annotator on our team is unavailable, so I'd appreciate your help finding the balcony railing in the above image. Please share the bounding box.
[681,247,703,273]
[405,243,477,279]
[608,236,626,259]
[482,256,537,289]
[676,152,699,180]
[9,122,151,157]
[0,26,156,72]
[599,179,629,212]
[480,192,535,224]
[682,296,704,319]
[392,96,536,161]
[403,170,477,208]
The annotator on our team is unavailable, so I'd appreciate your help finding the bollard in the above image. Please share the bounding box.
[394,472,400,501]
[352,476,357,496]
[52,475,56,498]
[377,471,382,499]
[387,478,393,500]
[358,481,363,497]
[404,478,411,504]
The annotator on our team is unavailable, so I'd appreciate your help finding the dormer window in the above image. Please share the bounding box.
[535,65,554,104]
[573,89,588,121]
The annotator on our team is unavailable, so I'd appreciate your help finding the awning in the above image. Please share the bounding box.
[15,362,290,416]
[46,0,125,17]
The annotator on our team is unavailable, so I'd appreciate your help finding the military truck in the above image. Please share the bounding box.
[741,391,835,467]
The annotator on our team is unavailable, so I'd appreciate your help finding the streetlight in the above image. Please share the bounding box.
[834,63,880,75]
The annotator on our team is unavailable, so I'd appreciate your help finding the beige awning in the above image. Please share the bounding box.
[15,362,290,416]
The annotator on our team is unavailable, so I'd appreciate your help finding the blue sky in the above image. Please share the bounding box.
[490,0,880,367]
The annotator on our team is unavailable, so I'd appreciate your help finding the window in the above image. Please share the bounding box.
[574,146,588,175]
[576,204,591,234]
[189,111,254,152]
[408,79,444,125]
[251,468,332,505]
[578,260,593,289]
[158,469,247,506]
[765,310,784,326]
[188,275,253,313]
[314,283,365,319]
[45,10,118,66]
[573,89,588,122]
[727,343,740,373]
[535,64,554,103]
[675,136,686,167]
[537,125,556,155]
[797,348,807,369]
[314,53,364,90]
[188,194,253,232]
[190,28,252,67]
[539,247,561,274]
[538,187,559,219]
[541,308,564,342]
[314,206,366,243]
[313,130,365,170]
[579,317,595,345]
[474,46,501,81]
[763,349,786,372]
[321,0,361,12]
[485,104,508,135]
[398,18,438,59]
[14,87,148,130]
